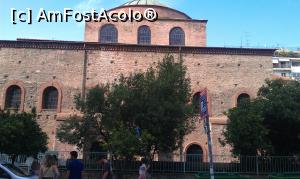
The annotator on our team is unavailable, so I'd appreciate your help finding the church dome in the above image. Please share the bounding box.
[111,0,191,20]
[122,0,166,7]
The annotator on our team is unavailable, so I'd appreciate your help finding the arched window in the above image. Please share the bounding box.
[237,93,250,107]
[169,27,185,46]
[5,85,21,109]
[192,92,201,113]
[186,144,203,162]
[99,24,118,43]
[138,25,151,45]
[42,86,58,110]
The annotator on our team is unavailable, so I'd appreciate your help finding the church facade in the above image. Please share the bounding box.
[0,1,275,160]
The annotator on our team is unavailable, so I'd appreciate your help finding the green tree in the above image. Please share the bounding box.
[223,79,300,156]
[57,85,109,150]
[274,49,300,58]
[222,100,271,156]
[57,55,194,159]
[0,110,48,163]
[258,79,300,155]
[104,55,193,159]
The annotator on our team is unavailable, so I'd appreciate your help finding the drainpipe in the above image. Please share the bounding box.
[82,44,88,101]
[179,46,182,61]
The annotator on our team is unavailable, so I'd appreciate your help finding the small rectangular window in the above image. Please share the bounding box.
[280,62,291,68]
[292,62,300,67]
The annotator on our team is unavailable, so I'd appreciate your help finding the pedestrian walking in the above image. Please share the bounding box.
[138,158,150,179]
[66,151,84,179]
[97,154,113,179]
[30,158,40,176]
[51,155,59,179]
[39,155,60,179]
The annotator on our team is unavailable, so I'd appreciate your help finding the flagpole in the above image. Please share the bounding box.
[205,116,215,179]
[200,89,215,179]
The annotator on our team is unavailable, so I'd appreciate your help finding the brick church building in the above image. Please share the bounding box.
[0,0,275,160]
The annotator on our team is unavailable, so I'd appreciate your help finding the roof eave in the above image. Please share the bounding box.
[0,40,276,56]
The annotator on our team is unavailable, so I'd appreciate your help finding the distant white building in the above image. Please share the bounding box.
[273,57,300,80]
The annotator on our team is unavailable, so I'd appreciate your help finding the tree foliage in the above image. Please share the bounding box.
[0,110,48,163]
[258,79,300,155]
[57,85,109,149]
[222,100,271,156]
[223,79,300,156]
[274,49,300,58]
[57,55,194,159]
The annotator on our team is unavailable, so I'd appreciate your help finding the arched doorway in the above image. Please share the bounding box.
[186,144,203,162]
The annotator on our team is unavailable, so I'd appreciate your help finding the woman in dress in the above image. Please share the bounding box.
[39,155,60,179]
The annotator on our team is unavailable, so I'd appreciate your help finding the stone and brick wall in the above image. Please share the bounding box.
[0,47,84,151]
[0,41,274,157]
[84,5,207,46]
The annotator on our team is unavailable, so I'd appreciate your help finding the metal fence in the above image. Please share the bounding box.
[1,152,300,175]
[52,152,300,175]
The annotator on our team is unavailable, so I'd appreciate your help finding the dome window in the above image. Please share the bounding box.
[138,25,151,45]
[169,27,185,46]
[99,24,118,43]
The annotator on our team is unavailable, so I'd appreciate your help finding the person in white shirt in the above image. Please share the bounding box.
[138,158,150,179]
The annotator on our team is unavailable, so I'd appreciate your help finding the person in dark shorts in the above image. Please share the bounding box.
[97,154,113,179]
[66,151,84,179]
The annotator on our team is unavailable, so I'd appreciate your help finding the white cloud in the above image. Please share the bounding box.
[73,0,104,27]
[74,0,103,12]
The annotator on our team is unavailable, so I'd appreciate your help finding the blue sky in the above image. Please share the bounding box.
[0,0,299,49]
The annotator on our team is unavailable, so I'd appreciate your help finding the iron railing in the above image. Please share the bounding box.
[1,152,300,175]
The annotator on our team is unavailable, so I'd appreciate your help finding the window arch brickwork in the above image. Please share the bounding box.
[184,142,207,162]
[37,81,62,113]
[5,85,21,110]
[237,93,250,107]
[42,86,59,110]
[191,88,212,117]
[99,24,118,43]
[186,144,204,162]
[192,92,201,113]
[1,80,25,112]
[138,25,151,45]
[233,88,255,108]
[169,27,185,46]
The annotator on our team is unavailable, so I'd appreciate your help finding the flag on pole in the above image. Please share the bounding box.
[200,89,208,119]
